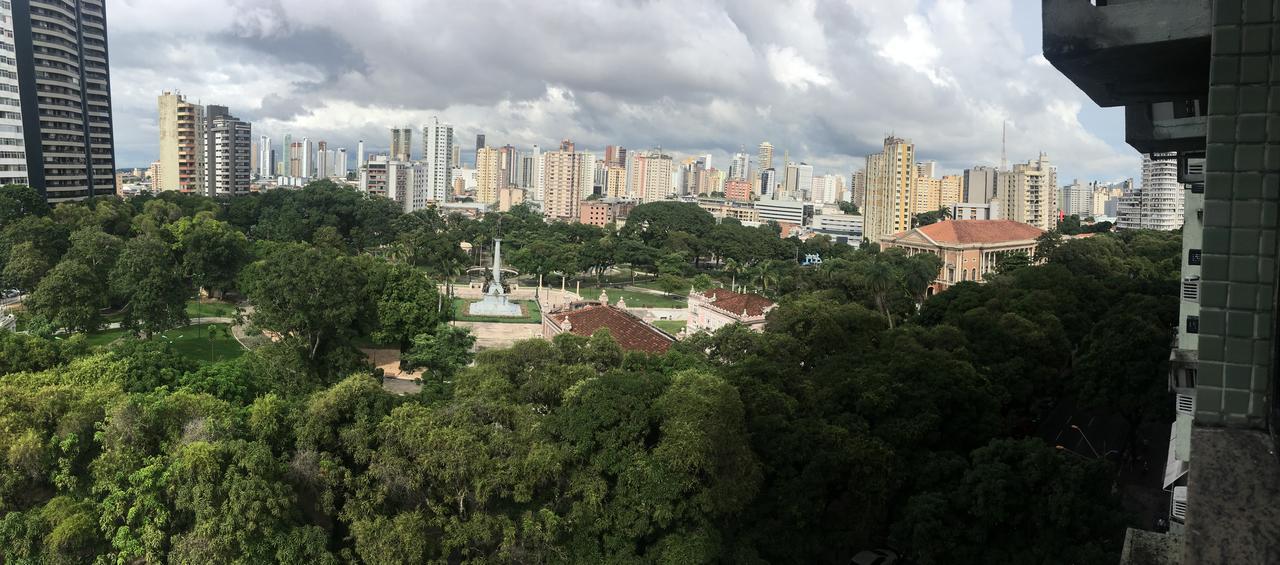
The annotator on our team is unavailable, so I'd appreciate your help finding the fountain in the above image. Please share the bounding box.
[467,239,523,317]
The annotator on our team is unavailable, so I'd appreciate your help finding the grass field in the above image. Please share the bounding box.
[185,300,238,318]
[452,298,542,324]
[652,320,686,335]
[577,286,686,308]
[82,323,244,363]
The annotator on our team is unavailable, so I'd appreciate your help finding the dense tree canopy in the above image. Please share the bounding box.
[0,181,1181,563]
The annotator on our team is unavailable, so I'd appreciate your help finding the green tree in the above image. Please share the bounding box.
[111,236,189,337]
[366,260,444,351]
[858,258,899,328]
[621,201,716,248]
[0,184,48,225]
[241,243,373,360]
[403,324,475,382]
[2,241,50,291]
[25,260,105,333]
[171,215,250,298]
[995,251,1031,275]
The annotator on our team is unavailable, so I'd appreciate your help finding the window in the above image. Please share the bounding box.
[1186,315,1199,334]
[1188,249,1202,265]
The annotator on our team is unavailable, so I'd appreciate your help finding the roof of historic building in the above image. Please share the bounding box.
[548,303,675,354]
[696,288,776,318]
[887,219,1044,245]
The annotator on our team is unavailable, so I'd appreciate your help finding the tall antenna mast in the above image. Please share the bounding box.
[1001,121,1008,170]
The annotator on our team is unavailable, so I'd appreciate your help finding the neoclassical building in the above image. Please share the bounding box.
[879,219,1044,295]
[687,288,776,334]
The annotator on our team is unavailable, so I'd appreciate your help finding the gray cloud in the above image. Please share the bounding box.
[106,0,1139,183]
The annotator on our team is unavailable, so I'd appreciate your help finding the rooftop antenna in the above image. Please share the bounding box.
[1001,121,1008,170]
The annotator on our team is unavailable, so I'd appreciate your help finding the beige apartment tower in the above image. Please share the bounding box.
[156,92,203,192]
[475,146,501,204]
[863,136,917,242]
[542,140,584,221]
[1002,154,1058,231]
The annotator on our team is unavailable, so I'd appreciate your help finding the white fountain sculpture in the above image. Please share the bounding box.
[467,239,523,317]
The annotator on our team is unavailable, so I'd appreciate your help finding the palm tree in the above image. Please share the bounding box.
[723,258,741,290]
[860,259,898,328]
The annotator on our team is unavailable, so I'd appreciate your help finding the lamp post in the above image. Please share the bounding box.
[1071,424,1100,457]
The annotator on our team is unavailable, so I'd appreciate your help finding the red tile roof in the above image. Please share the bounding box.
[892,219,1044,245]
[549,304,674,354]
[697,288,775,317]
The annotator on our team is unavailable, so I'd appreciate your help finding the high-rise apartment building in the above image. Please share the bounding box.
[0,5,25,188]
[940,175,963,208]
[1001,154,1058,231]
[475,146,500,204]
[542,139,585,221]
[258,135,271,179]
[811,174,844,204]
[473,134,485,166]
[300,138,313,179]
[963,166,1000,204]
[631,149,675,203]
[202,105,251,196]
[916,161,937,180]
[281,134,292,176]
[729,150,749,180]
[760,168,778,198]
[783,162,813,199]
[9,0,115,201]
[1117,153,1186,231]
[851,169,866,208]
[421,118,454,204]
[1061,179,1094,217]
[915,177,942,213]
[390,127,412,161]
[863,136,917,242]
[604,165,627,198]
[757,142,774,172]
[156,92,202,192]
[604,145,627,168]
[316,141,328,180]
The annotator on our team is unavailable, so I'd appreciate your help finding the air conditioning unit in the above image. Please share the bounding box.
[1171,486,1188,521]
[1182,276,1200,302]
[1176,393,1195,416]
[1178,152,1205,192]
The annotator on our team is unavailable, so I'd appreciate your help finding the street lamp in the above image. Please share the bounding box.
[1071,424,1100,457]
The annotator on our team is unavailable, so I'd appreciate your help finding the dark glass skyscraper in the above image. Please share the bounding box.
[10,0,115,202]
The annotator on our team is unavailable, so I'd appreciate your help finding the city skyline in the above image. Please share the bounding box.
[107,0,1136,184]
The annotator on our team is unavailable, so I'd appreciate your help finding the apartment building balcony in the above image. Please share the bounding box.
[1043,0,1210,107]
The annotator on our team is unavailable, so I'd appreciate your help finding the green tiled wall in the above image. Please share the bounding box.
[1197,0,1280,427]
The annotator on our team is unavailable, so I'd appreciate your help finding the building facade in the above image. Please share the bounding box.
[863,136,917,242]
[687,288,775,334]
[630,149,674,203]
[390,126,412,162]
[156,92,202,192]
[11,0,116,202]
[203,105,251,196]
[542,140,584,221]
[475,146,500,204]
[1116,153,1185,231]
[879,219,1043,294]
[1003,154,1058,231]
[578,198,635,227]
[421,118,454,204]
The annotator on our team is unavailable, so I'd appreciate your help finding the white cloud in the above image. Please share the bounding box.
[104,0,1138,183]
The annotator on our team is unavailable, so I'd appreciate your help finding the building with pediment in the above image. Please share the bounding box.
[878,219,1044,295]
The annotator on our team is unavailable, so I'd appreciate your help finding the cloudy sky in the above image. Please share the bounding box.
[106,0,1140,184]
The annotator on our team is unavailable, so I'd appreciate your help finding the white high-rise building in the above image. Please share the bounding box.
[257,135,271,179]
[783,162,814,199]
[357,140,365,173]
[729,151,749,180]
[579,151,596,198]
[336,148,348,177]
[532,144,544,200]
[812,174,845,204]
[1062,179,1093,217]
[421,118,455,205]
[300,137,313,179]
[1001,153,1058,231]
[1118,153,1185,230]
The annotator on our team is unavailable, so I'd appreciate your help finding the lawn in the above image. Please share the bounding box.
[577,285,686,309]
[452,298,542,324]
[82,323,244,363]
[186,300,238,318]
[652,320,686,335]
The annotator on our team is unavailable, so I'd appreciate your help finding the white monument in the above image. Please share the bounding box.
[467,239,523,317]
